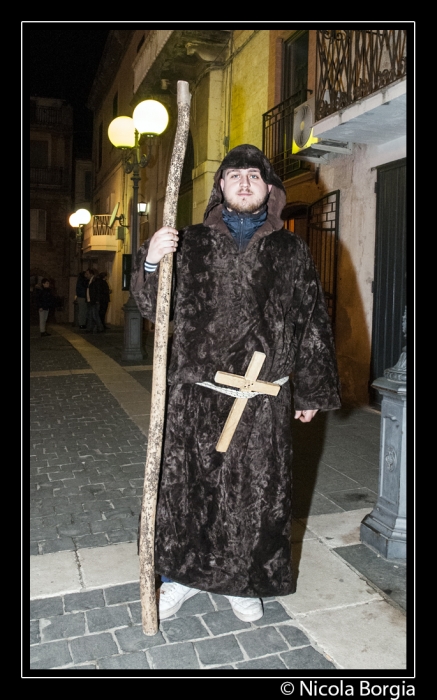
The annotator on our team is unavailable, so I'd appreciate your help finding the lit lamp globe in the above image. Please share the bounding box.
[108,116,136,148]
[133,100,169,136]
[69,213,80,228]
[75,209,91,225]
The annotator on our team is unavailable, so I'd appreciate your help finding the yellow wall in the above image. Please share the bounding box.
[228,31,270,149]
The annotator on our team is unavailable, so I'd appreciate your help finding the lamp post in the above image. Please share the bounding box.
[69,208,91,271]
[69,208,91,239]
[69,208,91,327]
[108,100,169,362]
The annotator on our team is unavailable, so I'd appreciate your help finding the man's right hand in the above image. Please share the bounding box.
[146,227,179,265]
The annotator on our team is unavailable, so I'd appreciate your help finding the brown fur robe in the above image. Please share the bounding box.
[131,146,341,598]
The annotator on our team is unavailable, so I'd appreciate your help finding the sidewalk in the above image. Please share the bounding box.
[29,322,407,675]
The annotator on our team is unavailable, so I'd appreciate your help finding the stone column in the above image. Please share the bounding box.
[360,309,407,560]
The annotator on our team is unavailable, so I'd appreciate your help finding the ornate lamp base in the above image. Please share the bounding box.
[122,294,145,363]
[360,377,406,560]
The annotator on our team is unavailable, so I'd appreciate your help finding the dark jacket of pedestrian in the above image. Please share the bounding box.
[98,273,111,304]
[87,274,102,305]
[35,284,56,311]
[76,271,89,299]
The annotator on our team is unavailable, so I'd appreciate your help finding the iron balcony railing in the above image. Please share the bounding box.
[30,103,72,128]
[262,89,310,181]
[263,29,407,181]
[315,29,407,120]
[93,215,116,236]
[30,167,67,187]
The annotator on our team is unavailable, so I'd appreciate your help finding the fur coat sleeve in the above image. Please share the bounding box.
[131,240,160,323]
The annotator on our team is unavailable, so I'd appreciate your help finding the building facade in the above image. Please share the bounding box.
[86,28,407,406]
[30,96,75,323]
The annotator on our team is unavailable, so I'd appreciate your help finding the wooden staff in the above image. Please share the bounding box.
[139,81,191,636]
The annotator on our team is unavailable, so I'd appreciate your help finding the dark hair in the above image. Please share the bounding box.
[41,278,49,285]
[99,272,107,279]
[219,144,285,192]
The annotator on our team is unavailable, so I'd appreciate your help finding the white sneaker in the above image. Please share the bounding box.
[225,595,264,622]
[159,581,200,620]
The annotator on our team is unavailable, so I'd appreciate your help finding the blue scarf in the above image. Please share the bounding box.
[222,207,267,251]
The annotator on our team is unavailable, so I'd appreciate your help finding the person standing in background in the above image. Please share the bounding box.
[76,270,91,330]
[98,272,111,330]
[36,278,56,337]
[86,270,104,334]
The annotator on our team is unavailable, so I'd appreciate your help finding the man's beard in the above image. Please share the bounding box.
[223,189,270,214]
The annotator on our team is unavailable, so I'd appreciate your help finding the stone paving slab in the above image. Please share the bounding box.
[304,508,375,549]
[78,543,139,589]
[30,551,81,599]
[283,539,382,616]
[333,543,406,611]
[295,600,406,670]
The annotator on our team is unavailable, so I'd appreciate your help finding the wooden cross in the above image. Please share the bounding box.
[215,351,281,452]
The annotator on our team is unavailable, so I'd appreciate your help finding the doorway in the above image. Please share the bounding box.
[370,158,407,408]
[283,190,340,332]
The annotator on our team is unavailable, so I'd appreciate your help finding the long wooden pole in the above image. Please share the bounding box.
[139,81,191,635]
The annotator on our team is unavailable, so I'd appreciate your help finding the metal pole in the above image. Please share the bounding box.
[131,130,142,256]
[121,131,145,363]
[131,168,139,262]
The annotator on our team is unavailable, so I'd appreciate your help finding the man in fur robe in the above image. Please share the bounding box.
[131,144,341,623]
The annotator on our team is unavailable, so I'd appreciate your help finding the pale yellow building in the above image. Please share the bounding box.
[86,28,407,406]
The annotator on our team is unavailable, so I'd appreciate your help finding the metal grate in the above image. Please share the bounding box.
[93,214,115,236]
[316,29,407,120]
[30,103,64,126]
[30,167,65,186]
[307,191,340,329]
[262,90,310,181]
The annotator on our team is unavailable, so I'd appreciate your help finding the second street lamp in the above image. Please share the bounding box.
[69,208,91,327]
[69,208,91,271]
[108,100,169,362]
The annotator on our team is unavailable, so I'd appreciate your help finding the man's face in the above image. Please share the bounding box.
[220,168,272,214]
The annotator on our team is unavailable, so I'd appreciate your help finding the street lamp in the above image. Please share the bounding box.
[69,208,91,232]
[69,208,91,327]
[69,208,91,266]
[108,100,169,362]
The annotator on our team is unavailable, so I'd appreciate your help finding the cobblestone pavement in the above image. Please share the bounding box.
[30,584,337,671]
[28,323,408,676]
[30,370,145,556]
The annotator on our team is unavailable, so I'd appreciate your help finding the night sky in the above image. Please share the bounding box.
[27,24,110,156]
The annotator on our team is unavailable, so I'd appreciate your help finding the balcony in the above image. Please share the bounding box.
[30,167,68,188]
[82,215,119,255]
[30,101,73,129]
[263,90,312,181]
[263,29,407,179]
[313,29,406,144]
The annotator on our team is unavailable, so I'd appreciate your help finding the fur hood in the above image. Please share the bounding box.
[203,144,286,232]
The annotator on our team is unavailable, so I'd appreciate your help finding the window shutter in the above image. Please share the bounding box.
[30,209,47,240]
